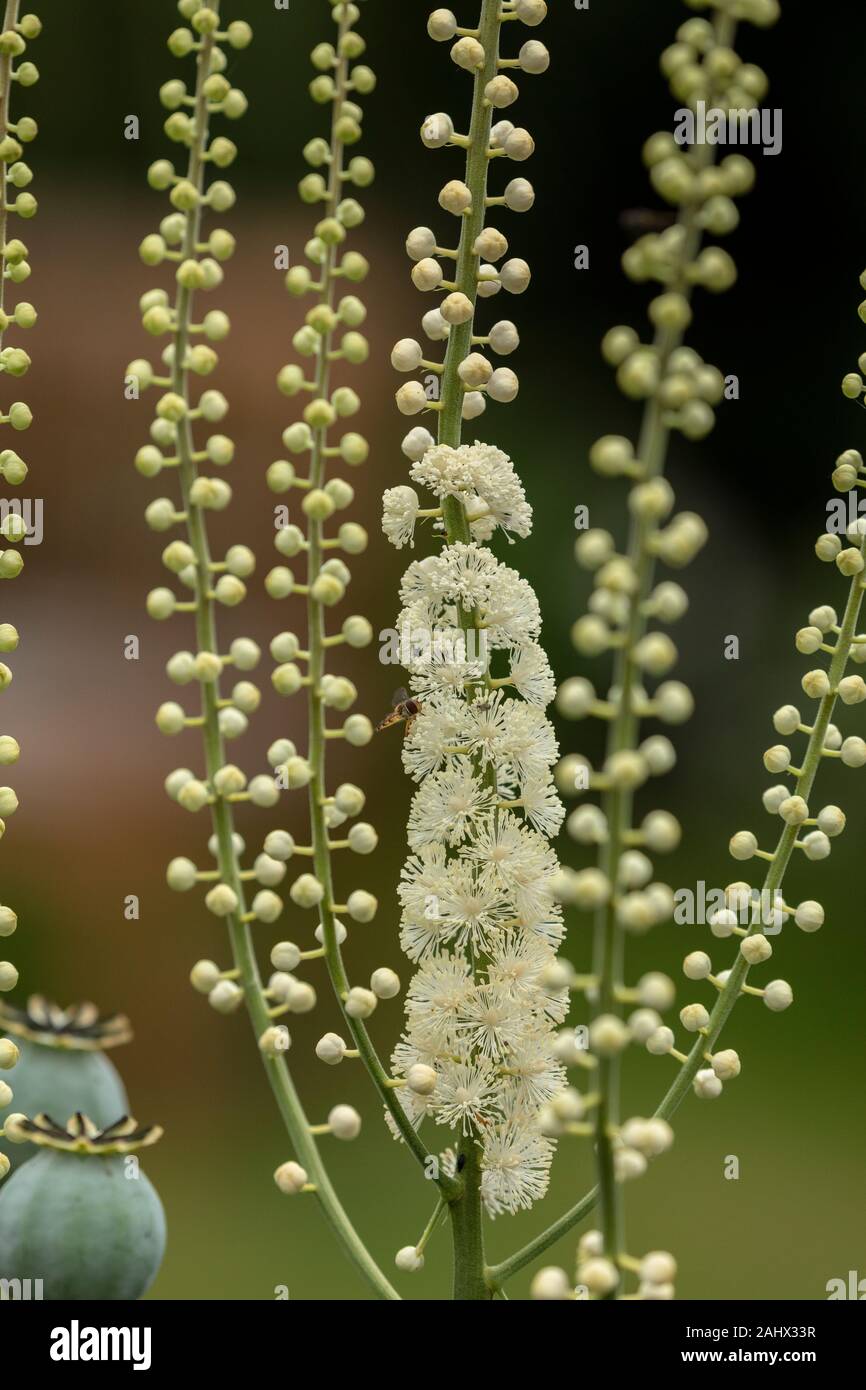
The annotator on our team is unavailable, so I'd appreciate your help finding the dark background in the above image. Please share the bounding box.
[3,0,864,1299]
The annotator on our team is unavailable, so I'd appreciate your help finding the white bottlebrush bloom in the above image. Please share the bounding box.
[480,1116,555,1218]
[433,1057,502,1134]
[493,699,560,785]
[400,687,471,780]
[403,954,474,1048]
[463,811,559,924]
[388,441,564,1218]
[508,640,557,707]
[382,485,421,548]
[435,857,514,953]
[511,773,567,838]
[455,984,527,1061]
[407,642,487,700]
[501,1035,567,1110]
[400,544,541,650]
[411,440,533,541]
[486,934,569,1023]
[407,757,497,849]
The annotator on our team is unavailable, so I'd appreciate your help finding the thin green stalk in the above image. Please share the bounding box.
[0,1,19,341]
[292,8,455,1199]
[489,537,866,1291]
[161,5,398,1302]
[656,531,866,1119]
[429,0,506,1300]
[589,8,736,1280]
[437,0,503,459]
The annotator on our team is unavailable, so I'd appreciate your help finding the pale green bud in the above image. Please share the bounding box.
[229,637,260,671]
[205,884,239,918]
[325,479,354,510]
[265,831,296,863]
[346,890,377,923]
[249,775,279,809]
[311,572,345,606]
[272,663,303,696]
[301,489,334,522]
[156,701,186,735]
[268,460,296,492]
[209,980,243,1014]
[265,566,294,599]
[177,783,209,811]
[270,631,299,662]
[167,857,198,892]
[0,735,20,765]
[348,823,377,854]
[0,961,19,992]
[252,890,283,923]
[290,873,325,909]
[343,714,373,746]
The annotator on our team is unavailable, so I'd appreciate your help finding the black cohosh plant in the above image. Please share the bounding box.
[139,0,583,1305]
[477,0,785,1300]
[527,263,866,1303]
[381,0,571,1301]
[127,0,853,1304]
[139,0,409,1301]
[0,0,39,1187]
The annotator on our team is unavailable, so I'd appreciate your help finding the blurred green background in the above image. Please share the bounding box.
[3,0,864,1299]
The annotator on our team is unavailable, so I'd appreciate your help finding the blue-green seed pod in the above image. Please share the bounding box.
[0,997,131,1163]
[0,1114,165,1300]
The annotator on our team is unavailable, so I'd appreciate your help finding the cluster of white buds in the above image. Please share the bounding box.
[529,1233,678,1302]
[133,6,282,1001]
[0,4,41,1183]
[264,0,416,1159]
[139,11,410,1301]
[381,3,574,1225]
[664,284,866,1107]
[392,2,549,463]
[550,0,780,1294]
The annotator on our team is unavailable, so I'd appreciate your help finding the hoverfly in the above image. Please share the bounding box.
[376,687,422,738]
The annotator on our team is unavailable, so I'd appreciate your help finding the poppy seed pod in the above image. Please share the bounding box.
[0,1117,165,1298]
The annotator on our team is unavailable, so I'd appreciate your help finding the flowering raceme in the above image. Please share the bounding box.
[383,450,566,1217]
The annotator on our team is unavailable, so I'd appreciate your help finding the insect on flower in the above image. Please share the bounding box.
[376,688,422,737]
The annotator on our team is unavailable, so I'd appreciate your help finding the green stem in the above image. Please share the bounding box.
[428,0,505,1296]
[492,10,754,1295]
[451,1135,493,1300]
[490,546,866,1292]
[438,0,502,460]
[588,7,737,1284]
[0,1,19,345]
[298,7,455,1200]
[656,535,866,1120]
[162,4,398,1301]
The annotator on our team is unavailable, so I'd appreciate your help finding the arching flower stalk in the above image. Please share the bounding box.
[135,0,398,1301]
[263,2,461,1202]
[482,0,783,1298]
[0,1,39,1183]
[384,0,563,1300]
[521,271,866,1302]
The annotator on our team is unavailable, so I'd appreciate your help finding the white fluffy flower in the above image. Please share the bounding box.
[407,757,497,849]
[382,485,421,548]
[388,439,564,1217]
[481,1117,555,1217]
[411,441,533,541]
[434,1057,502,1134]
[508,641,556,707]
